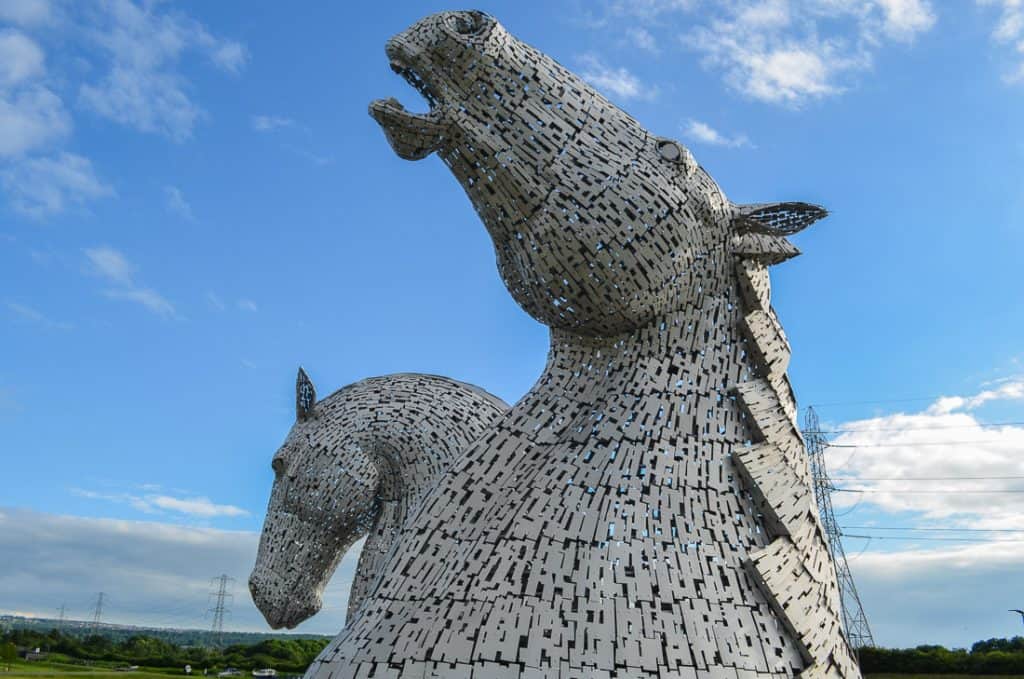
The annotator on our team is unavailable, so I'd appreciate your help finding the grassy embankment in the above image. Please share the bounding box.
[5,661,1024,678]
[4,659,226,679]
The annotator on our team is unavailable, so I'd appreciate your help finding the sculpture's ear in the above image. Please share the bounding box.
[732,202,828,236]
[296,367,317,421]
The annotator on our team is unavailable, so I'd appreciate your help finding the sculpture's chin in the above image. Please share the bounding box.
[259,596,322,630]
[369,98,446,160]
[250,571,323,629]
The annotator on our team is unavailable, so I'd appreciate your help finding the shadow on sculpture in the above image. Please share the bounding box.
[250,9,860,678]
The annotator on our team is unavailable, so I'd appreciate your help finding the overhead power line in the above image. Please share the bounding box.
[828,440,1014,448]
[832,475,1024,481]
[835,487,1024,494]
[843,533,1024,543]
[809,396,948,408]
[806,420,1024,434]
[842,525,1024,533]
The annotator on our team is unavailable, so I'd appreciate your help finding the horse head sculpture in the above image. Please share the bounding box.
[249,369,507,629]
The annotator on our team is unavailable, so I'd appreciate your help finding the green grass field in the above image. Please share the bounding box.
[866,675,1024,678]
[5,663,1024,679]
[4,660,201,679]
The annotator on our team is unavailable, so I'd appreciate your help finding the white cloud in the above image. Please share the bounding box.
[237,298,258,312]
[1,2,247,217]
[78,0,248,141]
[2,153,111,218]
[206,291,226,311]
[0,29,98,218]
[84,246,177,318]
[0,507,355,632]
[163,184,193,221]
[979,0,1024,82]
[577,53,658,101]
[0,87,71,157]
[677,0,936,105]
[827,379,1024,530]
[5,301,72,329]
[148,495,248,518]
[74,489,248,518]
[281,143,332,166]
[875,0,937,41]
[85,245,135,285]
[206,41,248,75]
[0,32,71,161]
[625,27,659,52]
[102,287,176,318]
[251,114,294,132]
[0,30,45,87]
[683,118,751,147]
[605,0,695,19]
[0,0,52,26]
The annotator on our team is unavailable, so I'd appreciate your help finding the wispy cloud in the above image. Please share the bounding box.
[625,27,659,53]
[102,287,176,317]
[1,152,112,218]
[84,246,176,318]
[978,0,1024,82]
[5,301,72,329]
[605,0,695,20]
[1,2,243,218]
[237,298,258,312]
[280,143,332,166]
[163,185,194,221]
[205,291,226,311]
[682,118,751,148]
[577,53,658,101]
[85,245,135,285]
[251,114,294,132]
[0,29,95,219]
[0,29,45,87]
[665,0,937,106]
[0,0,53,27]
[78,0,248,141]
[73,488,249,518]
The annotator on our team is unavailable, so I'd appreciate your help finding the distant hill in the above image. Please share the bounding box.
[0,614,329,648]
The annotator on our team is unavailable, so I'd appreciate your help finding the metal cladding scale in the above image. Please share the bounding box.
[251,9,858,679]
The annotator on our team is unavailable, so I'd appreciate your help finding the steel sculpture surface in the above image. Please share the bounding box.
[250,9,859,678]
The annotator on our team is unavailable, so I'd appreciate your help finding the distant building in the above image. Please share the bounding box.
[20,647,46,661]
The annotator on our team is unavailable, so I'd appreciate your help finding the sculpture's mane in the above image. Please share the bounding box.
[725,204,859,677]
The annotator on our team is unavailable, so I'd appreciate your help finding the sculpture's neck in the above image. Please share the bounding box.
[535,290,747,404]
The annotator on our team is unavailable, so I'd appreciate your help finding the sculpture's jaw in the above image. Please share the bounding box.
[249,567,323,630]
[369,43,447,160]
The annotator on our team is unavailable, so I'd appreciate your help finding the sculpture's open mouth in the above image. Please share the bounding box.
[369,47,448,161]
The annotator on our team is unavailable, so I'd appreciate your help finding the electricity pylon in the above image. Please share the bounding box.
[208,575,234,646]
[804,406,876,649]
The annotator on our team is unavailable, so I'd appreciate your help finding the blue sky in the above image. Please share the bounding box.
[2,0,1023,649]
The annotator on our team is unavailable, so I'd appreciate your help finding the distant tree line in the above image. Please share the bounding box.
[0,628,329,673]
[859,637,1024,675]
[3,616,329,650]
[5,627,1024,675]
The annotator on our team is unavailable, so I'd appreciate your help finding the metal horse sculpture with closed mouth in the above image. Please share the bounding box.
[251,10,860,679]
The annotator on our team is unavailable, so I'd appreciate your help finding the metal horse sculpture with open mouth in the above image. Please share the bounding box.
[250,9,860,679]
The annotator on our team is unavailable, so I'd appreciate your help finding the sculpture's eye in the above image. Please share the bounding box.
[449,11,487,36]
